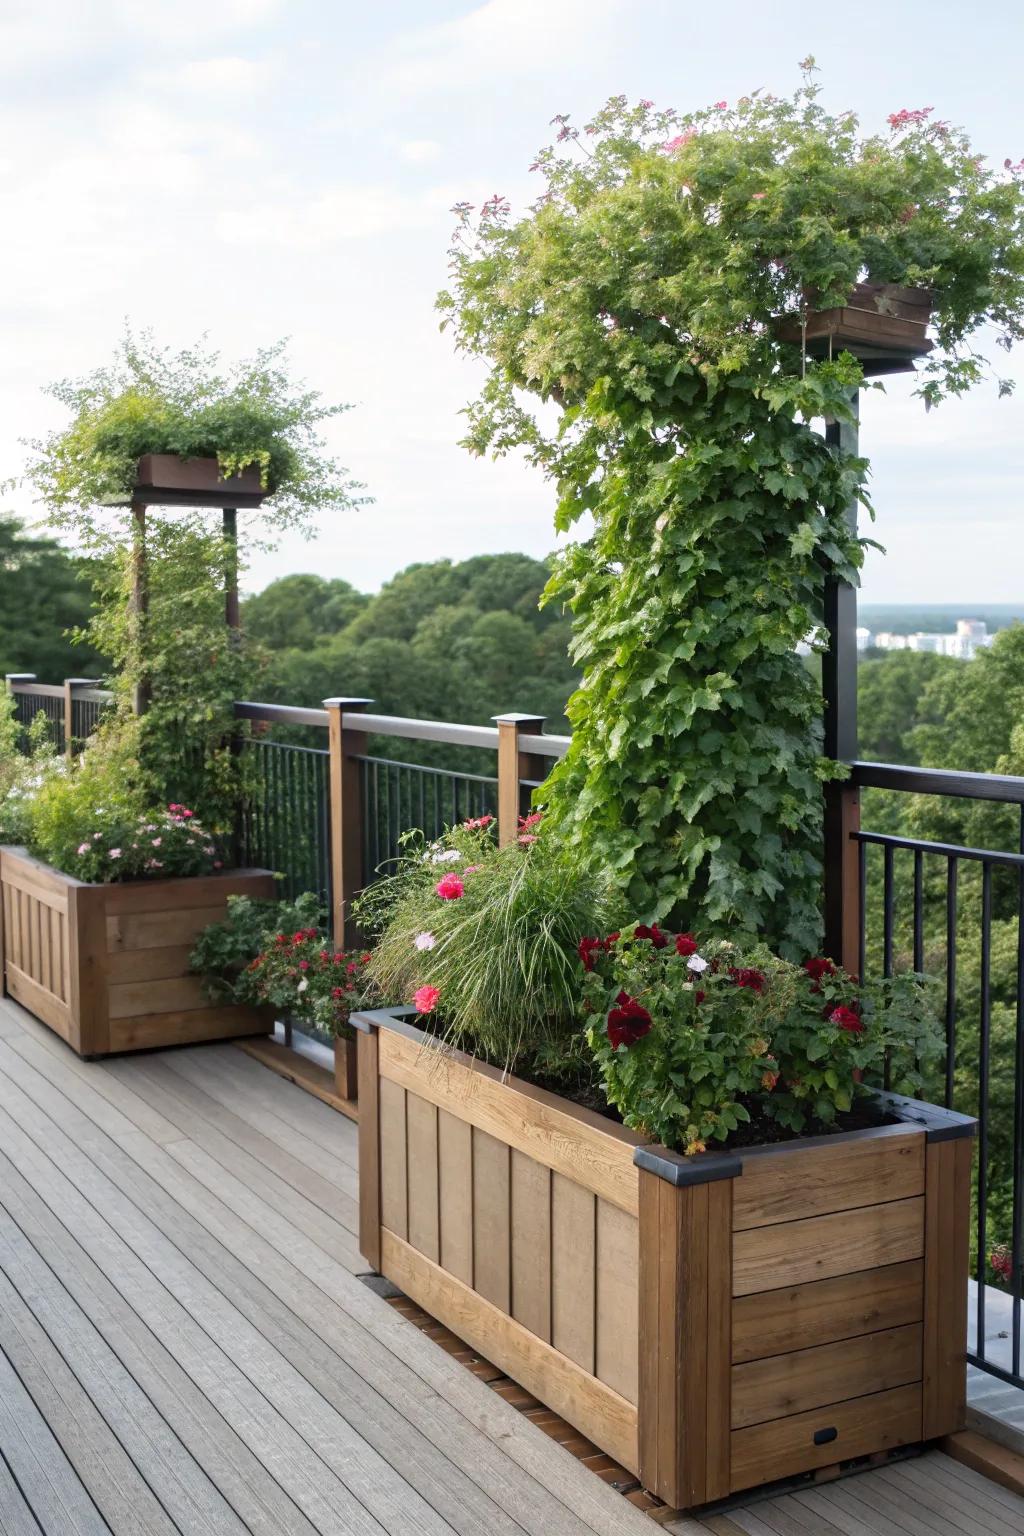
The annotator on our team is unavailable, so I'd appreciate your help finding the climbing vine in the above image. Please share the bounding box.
[439,63,1024,955]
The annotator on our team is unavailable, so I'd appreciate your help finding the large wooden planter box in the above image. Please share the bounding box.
[355,1007,975,1510]
[0,847,275,1056]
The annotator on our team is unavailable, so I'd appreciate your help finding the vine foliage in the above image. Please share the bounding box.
[439,64,1024,955]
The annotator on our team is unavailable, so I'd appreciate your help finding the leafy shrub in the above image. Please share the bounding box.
[40,800,221,883]
[581,927,942,1153]
[363,815,614,1071]
[0,695,69,846]
[246,928,374,1039]
[190,891,324,1002]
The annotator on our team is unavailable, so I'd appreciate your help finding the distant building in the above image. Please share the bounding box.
[865,619,993,661]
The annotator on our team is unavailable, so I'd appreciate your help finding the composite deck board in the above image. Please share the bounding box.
[1,998,1023,1536]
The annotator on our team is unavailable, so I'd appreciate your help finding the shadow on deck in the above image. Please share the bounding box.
[0,995,1022,1536]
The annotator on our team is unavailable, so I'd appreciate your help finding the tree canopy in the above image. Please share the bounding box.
[0,516,103,680]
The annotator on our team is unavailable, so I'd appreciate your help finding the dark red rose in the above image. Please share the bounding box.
[607,991,653,1049]
[578,936,602,972]
[695,989,706,1004]
[830,1005,863,1033]
[603,931,621,948]
[803,956,837,993]
[675,932,698,957]
[729,966,766,994]
[634,923,668,949]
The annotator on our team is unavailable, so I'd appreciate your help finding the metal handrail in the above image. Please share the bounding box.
[852,759,1024,804]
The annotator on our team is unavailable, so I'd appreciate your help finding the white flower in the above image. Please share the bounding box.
[414,932,436,951]
[688,954,709,973]
[429,849,461,864]
[297,978,309,993]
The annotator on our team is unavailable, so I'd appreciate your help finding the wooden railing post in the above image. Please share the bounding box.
[824,781,861,974]
[493,713,546,847]
[63,678,100,761]
[324,697,372,946]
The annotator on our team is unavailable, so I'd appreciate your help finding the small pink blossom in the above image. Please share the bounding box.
[713,100,727,110]
[887,106,933,130]
[639,98,654,109]
[213,860,223,869]
[436,873,464,900]
[414,985,440,1014]
[751,191,767,200]
[77,842,90,855]
[661,130,696,153]
[518,834,538,845]
[151,837,162,847]
[109,848,121,858]
[414,932,436,951]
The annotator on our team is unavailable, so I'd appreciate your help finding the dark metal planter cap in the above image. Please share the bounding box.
[634,1143,743,1187]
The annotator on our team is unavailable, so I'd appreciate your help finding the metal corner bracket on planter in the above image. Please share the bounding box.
[353,1005,975,1511]
[0,847,276,1056]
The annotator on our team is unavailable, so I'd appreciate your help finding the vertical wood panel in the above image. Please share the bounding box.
[551,1172,595,1373]
[511,1151,551,1342]
[923,1135,973,1438]
[379,1077,408,1239]
[472,1129,510,1310]
[406,1093,440,1263]
[38,904,51,992]
[438,1110,473,1286]
[595,1199,639,1403]
[53,912,65,1001]
[10,885,23,972]
[28,890,40,980]
[705,1181,733,1501]
[357,1028,381,1269]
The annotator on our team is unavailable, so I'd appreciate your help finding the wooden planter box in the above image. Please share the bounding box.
[355,1007,975,1510]
[0,847,275,1056]
[775,281,933,376]
[132,454,266,509]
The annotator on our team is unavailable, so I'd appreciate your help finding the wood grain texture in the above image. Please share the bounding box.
[551,1173,596,1373]
[108,1006,268,1052]
[732,1260,924,1364]
[732,1131,925,1231]
[381,1229,640,1475]
[473,1128,511,1311]
[595,1199,638,1404]
[923,1137,973,1439]
[730,1384,923,1492]
[379,1076,408,1239]
[705,1178,733,1502]
[378,1027,640,1214]
[511,1151,551,1343]
[234,1038,356,1123]
[406,1092,440,1262]
[732,1197,925,1297]
[438,1110,473,1286]
[731,1323,923,1429]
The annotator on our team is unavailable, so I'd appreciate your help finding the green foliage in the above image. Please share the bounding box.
[363,819,614,1071]
[0,692,69,845]
[858,650,959,765]
[581,930,942,1154]
[246,927,375,1039]
[190,890,325,1004]
[0,516,104,679]
[440,69,1024,954]
[24,332,366,533]
[252,553,580,743]
[18,720,145,872]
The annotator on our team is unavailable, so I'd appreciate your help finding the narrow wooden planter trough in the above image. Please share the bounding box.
[0,847,275,1056]
[355,1006,975,1510]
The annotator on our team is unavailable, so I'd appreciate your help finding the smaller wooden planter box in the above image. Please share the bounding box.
[0,847,275,1056]
[355,1007,975,1510]
[131,454,266,509]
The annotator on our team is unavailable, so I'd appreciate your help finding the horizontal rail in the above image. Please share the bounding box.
[852,760,1024,805]
[7,682,65,700]
[519,731,570,759]
[854,829,1024,871]
[234,701,330,729]
[346,713,500,749]
[354,754,497,786]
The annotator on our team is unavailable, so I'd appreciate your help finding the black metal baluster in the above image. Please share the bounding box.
[946,859,959,1109]
[882,844,895,979]
[977,860,993,1365]
[913,850,924,972]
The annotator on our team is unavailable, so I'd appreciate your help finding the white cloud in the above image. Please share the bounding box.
[165,55,274,94]
[399,139,442,164]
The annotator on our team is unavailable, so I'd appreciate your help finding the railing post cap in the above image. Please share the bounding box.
[5,673,36,683]
[492,712,546,727]
[65,677,102,687]
[322,697,374,710]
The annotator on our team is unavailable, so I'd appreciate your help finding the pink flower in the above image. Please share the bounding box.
[519,811,543,830]
[436,873,464,900]
[213,860,223,869]
[414,932,436,951]
[751,191,767,200]
[518,834,538,845]
[463,814,493,830]
[109,848,121,858]
[887,106,933,130]
[713,100,727,110]
[414,985,440,1014]
[661,130,695,153]
[151,837,162,847]
[77,842,90,855]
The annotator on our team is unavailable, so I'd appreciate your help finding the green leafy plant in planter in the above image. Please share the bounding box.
[440,64,1024,953]
[190,890,324,1004]
[18,332,369,837]
[580,926,943,1154]
[0,692,69,846]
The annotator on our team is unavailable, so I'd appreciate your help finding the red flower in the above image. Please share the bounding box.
[414,985,440,1014]
[331,986,344,999]
[607,991,653,1049]
[675,932,698,957]
[435,873,465,900]
[730,966,766,993]
[463,814,494,830]
[992,1246,1013,1283]
[761,1071,779,1091]
[634,923,668,949]
[578,936,603,972]
[803,956,837,991]
[695,989,706,1004]
[298,960,310,971]
[604,931,620,948]
[830,1005,863,1033]
[519,811,543,830]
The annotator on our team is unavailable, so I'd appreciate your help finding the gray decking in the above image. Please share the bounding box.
[0,996,1022,1536]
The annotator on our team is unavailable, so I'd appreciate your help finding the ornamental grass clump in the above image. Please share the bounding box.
[363,815,614,1071]
[441,63,1024,954]
[580,926,943,1154]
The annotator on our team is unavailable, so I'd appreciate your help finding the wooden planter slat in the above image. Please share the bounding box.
[355,1008,975,1510]
[0,847,274,1055]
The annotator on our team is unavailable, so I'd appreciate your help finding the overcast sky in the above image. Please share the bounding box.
[1,0,1021,603]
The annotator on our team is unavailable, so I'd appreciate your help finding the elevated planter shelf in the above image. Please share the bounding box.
[103,454,267,510]
[0,848,275,1055]
[355,1006,975,1511]
[775,281,934,376]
